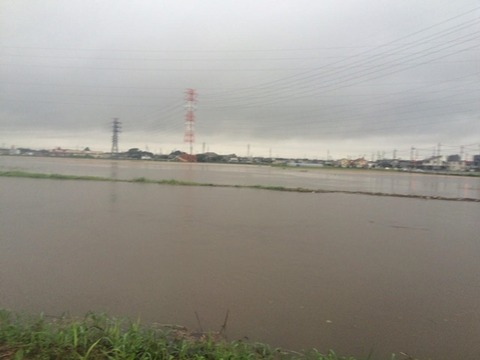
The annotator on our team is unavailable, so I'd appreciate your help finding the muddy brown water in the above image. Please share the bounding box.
[1,157,480,359]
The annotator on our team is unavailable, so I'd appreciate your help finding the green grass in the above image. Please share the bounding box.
[0,310,363,360]
[0,170,478,202]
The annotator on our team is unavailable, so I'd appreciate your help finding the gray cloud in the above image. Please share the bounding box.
[1,0,479,158]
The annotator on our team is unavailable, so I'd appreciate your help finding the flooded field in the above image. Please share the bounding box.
[1,157,480,359]
[1,156,480,199]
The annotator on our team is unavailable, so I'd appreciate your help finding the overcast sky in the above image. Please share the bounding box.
[1,0,479,159]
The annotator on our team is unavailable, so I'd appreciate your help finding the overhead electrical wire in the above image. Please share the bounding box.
[200,21,480,106]
[201,6,480,99]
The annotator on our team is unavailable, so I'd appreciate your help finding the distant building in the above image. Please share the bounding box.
[49,147,103,158]
[352,158,368,168]
[421,156,446,171]
[397,159,413,169]
[196,152,222,162]
[446,154,465,171]
[473,155,480,170]
[174,153,197,162]
[447,154,461,162]
[375,159,396,168]
[336,158,351,168]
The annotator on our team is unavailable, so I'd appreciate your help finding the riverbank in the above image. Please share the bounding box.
[0,310,365,360]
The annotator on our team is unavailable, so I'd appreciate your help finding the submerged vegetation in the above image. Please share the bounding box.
[0,170,109,182]
[0,310,364,360]
[0,170,478,202]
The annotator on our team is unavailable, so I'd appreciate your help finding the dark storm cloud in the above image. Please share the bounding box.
[0,0,479,157]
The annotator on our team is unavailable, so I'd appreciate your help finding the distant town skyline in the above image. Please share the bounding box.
[2,137,479,162]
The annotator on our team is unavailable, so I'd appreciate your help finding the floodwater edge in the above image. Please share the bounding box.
[0,309,409,360]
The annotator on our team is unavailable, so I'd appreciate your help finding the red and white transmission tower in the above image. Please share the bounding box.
[184,88,197,155]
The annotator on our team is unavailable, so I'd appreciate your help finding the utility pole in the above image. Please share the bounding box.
[184,89,197,155]
[410,146,416,169]
[111,118,121,158]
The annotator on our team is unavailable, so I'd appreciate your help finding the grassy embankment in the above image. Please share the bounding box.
[0,170,478,202]
[0,310,368,360]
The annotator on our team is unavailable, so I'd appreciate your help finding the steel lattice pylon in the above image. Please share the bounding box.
[184,89,197,155]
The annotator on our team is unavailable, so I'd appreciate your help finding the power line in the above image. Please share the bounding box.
[200,24,480,107]
[201,7,480,100]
